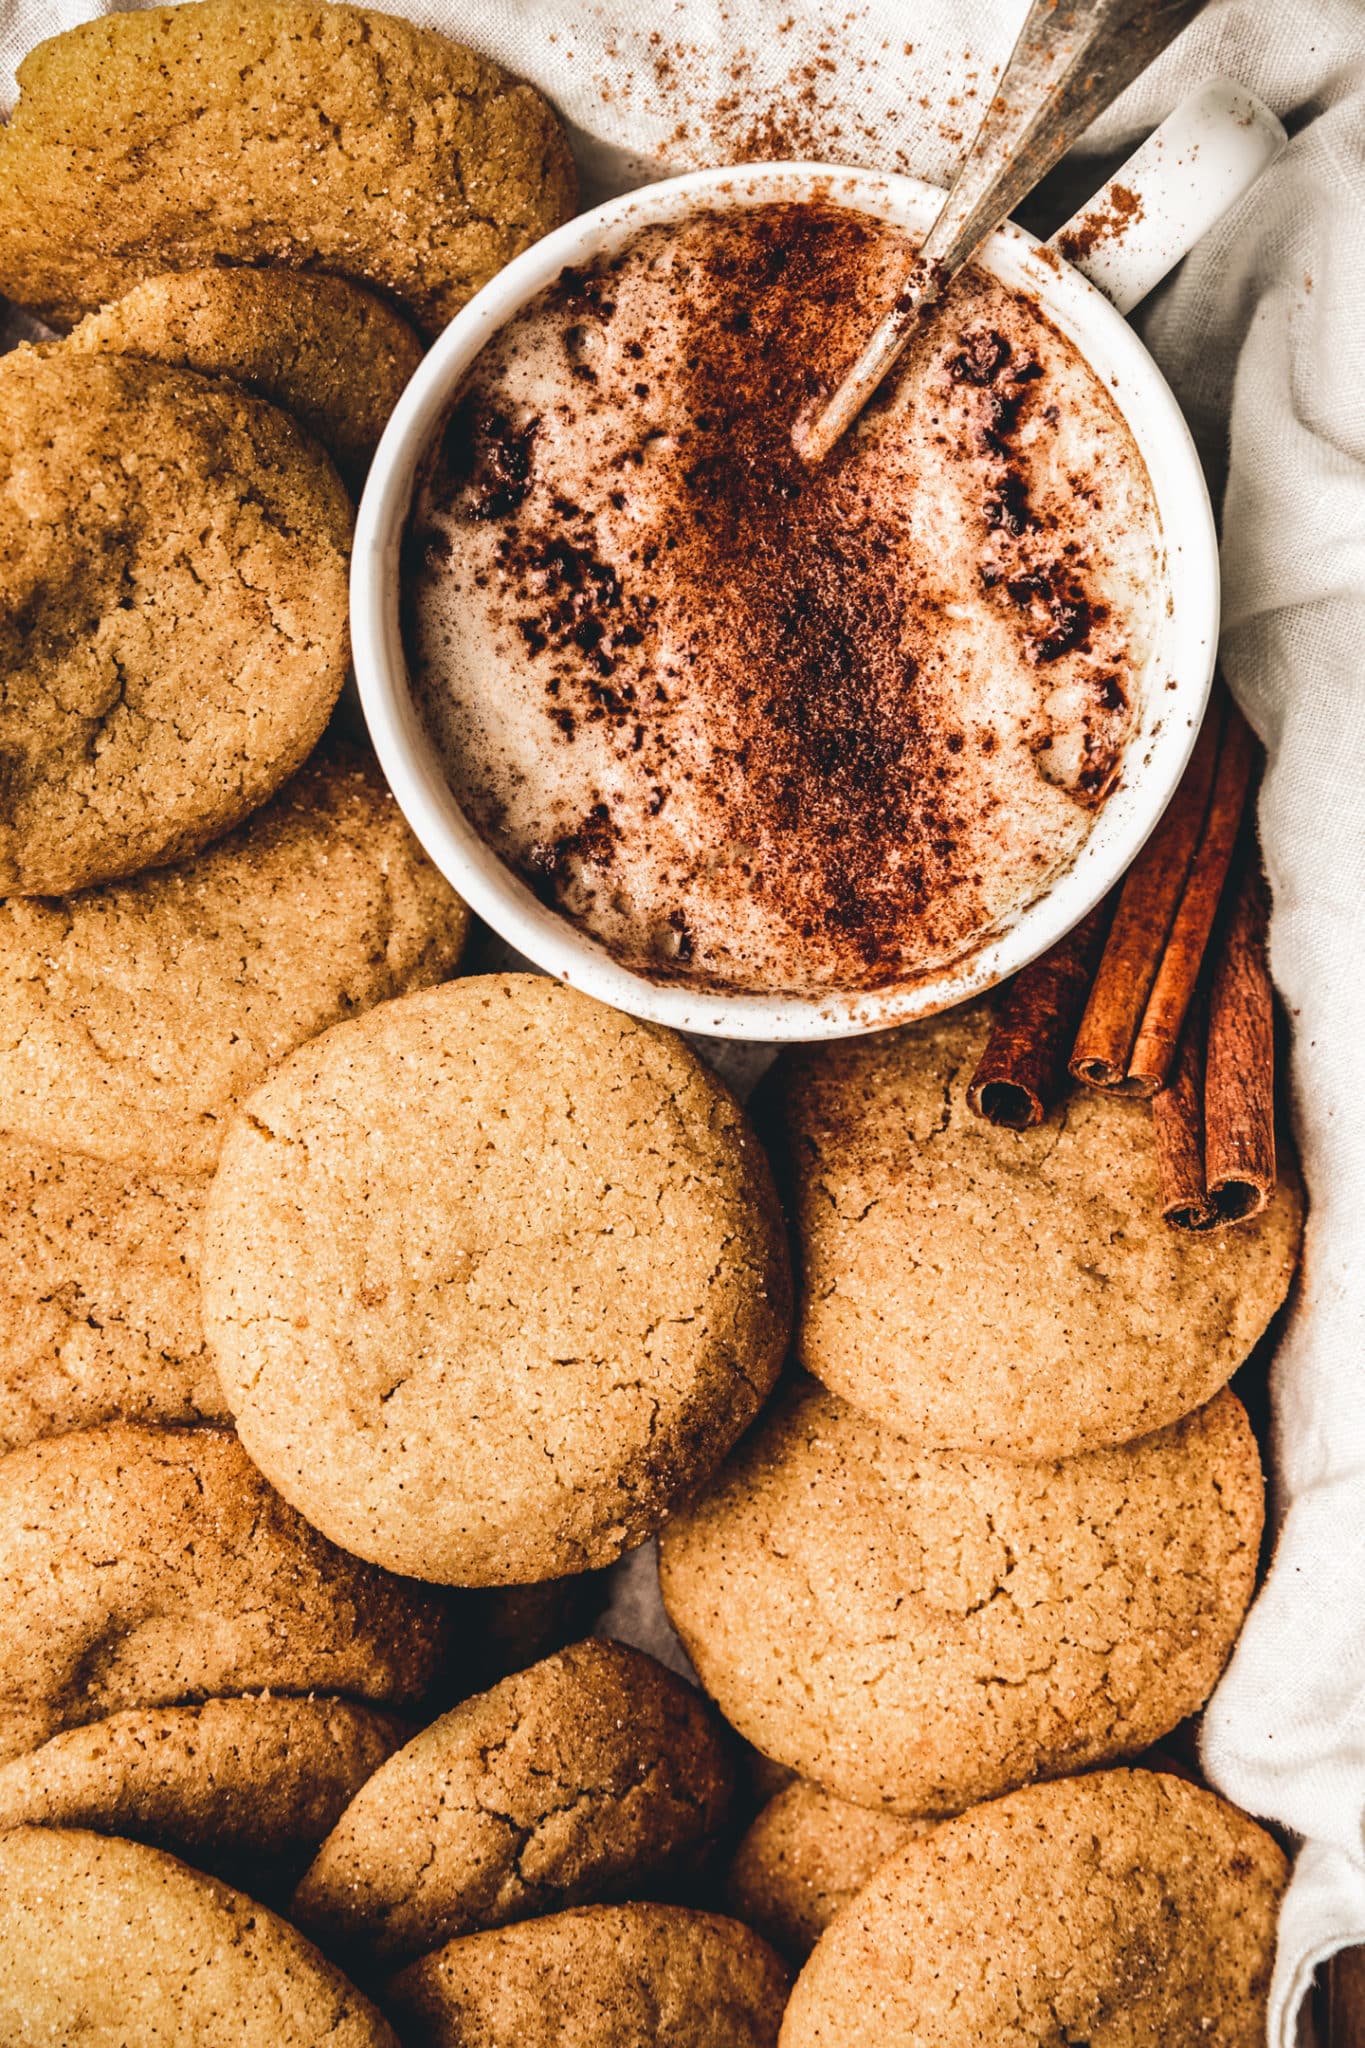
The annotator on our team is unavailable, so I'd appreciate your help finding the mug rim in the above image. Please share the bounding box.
[352,160,1219,1042]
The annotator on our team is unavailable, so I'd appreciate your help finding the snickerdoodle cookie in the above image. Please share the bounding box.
[0,1135,224,1453]
[387,1904,789,2048]
[766,1003,1301,1457]
[659,1377,1262,1815]
[0,1828,398,2046]
[778,1771,1287,2048]
[0,748,470,1174]
[67,269,423,497]
[0,1,577,336]
[201,975,791,1583]
[0,1696,407,1890]
[0,347,351,896]
[726,1782,933,1963]
[292,1638,732,1964]
[0,1422,449,1764]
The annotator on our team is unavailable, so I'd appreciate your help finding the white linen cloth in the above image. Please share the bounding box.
[3,2,1363,2037]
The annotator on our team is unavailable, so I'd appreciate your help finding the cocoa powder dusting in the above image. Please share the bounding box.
[405,201,1162,996]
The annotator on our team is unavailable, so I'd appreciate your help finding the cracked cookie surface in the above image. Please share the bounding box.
[0,1827,399,2046]
[0,347,352,896]
[659,1376,1263,1815]
[293,1637,732,1964]
[0,1421,450,1764]
[201,974,792,1584]
[0,1134,225,1453]
[726,1781,934,1964]
[0,746,470,1174]
[387,1902,789,2048]
[766,1002,1302,1458]
[0,0,577,337]
[66,268,423,499]
[778,1771,1287,2048]
[0,1695,408,1892]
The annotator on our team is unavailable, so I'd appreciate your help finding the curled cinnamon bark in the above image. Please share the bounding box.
[1152,988,1218,1231]
[1070,704,1222,1092]
[1204,853,1277,1223]
[968,898,1115,1128]
[1127,702,1257,1096]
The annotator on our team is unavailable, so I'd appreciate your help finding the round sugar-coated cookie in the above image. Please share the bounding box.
[292,1637,732,1965]
[727,1782,933,1963]
[0,1827,398,2046]
[201,975,792,1584]
[388,1904,789,2048]
[767,1003,1302,1458]
[0,1134,225,1453]
[0,347,351,897]
[0,1422,449,1765]
[0,1697,408,1893]
[0,747,470,1175]
[67,268,423,498]
[778,1771,1287,2048]
[0,0,577,337]
[659,1377,1262,1815]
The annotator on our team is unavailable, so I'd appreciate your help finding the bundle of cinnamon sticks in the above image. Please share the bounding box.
[968,685,1277,1232]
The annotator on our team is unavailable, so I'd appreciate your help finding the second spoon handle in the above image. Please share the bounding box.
[796,0,1208,464]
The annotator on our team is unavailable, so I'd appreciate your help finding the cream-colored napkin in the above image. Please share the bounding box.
[5,5,1364,2037]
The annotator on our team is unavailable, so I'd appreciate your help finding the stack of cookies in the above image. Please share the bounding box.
[0,5,1306,2044]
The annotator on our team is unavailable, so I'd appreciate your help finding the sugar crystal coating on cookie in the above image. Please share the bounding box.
[293,1637,733,1963]
[201,975,792,1584]
[765,1001,1302,1457]
[0,1134,225,1453]
[0,1422,450,1763]
[0,1696,408,1893]
[0,348,353,896]
[0,0,577,335]
[777,1771,1287,2048]
[66,267,424,497]
[0,1827,399,2046]
[387,1903,790,2048]
[659,1377,1263,1814]
[726,1781,934,1963]
[0,745,470,1174]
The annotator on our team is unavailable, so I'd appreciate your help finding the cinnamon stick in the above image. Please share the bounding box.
[1152,988,1218,1231]
[1204,852,1276,1222]
[1070,702,1222,1092]
[1126,702,1257,1095]
[968,897,1115,1128]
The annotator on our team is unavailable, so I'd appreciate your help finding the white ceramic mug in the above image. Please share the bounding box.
[353,81,1284,1042]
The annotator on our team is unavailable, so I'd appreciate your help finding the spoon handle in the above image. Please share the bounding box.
[795,0,1209,463]
[921,0,1208,276]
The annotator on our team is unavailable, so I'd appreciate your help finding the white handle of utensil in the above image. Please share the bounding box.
[1050,79,1287,313]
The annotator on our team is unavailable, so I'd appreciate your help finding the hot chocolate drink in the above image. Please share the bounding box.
[404,200,1163,996]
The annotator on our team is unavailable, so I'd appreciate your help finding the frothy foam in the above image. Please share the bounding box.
[405,202,1164,996]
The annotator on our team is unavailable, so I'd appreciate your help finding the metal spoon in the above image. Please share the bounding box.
[793,0,1210,465]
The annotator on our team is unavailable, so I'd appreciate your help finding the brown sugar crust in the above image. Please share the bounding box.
[0,0,578,336]
[387,1903,790,2048]
[769,1002,1302,1457]
[658,1377,1263,1815]
[0,1422,450,1765]
[66,268,423,498]
[0,1697,408,1889]
[726,1781,933,1964]
[0,1827,399,2046]
[200,975,792,1584]
[0,747,470,1175]
[0,1134,225,1453]
[777,1771,1288,2048]
[292,1637,732,1965]
[0,347,351,897]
